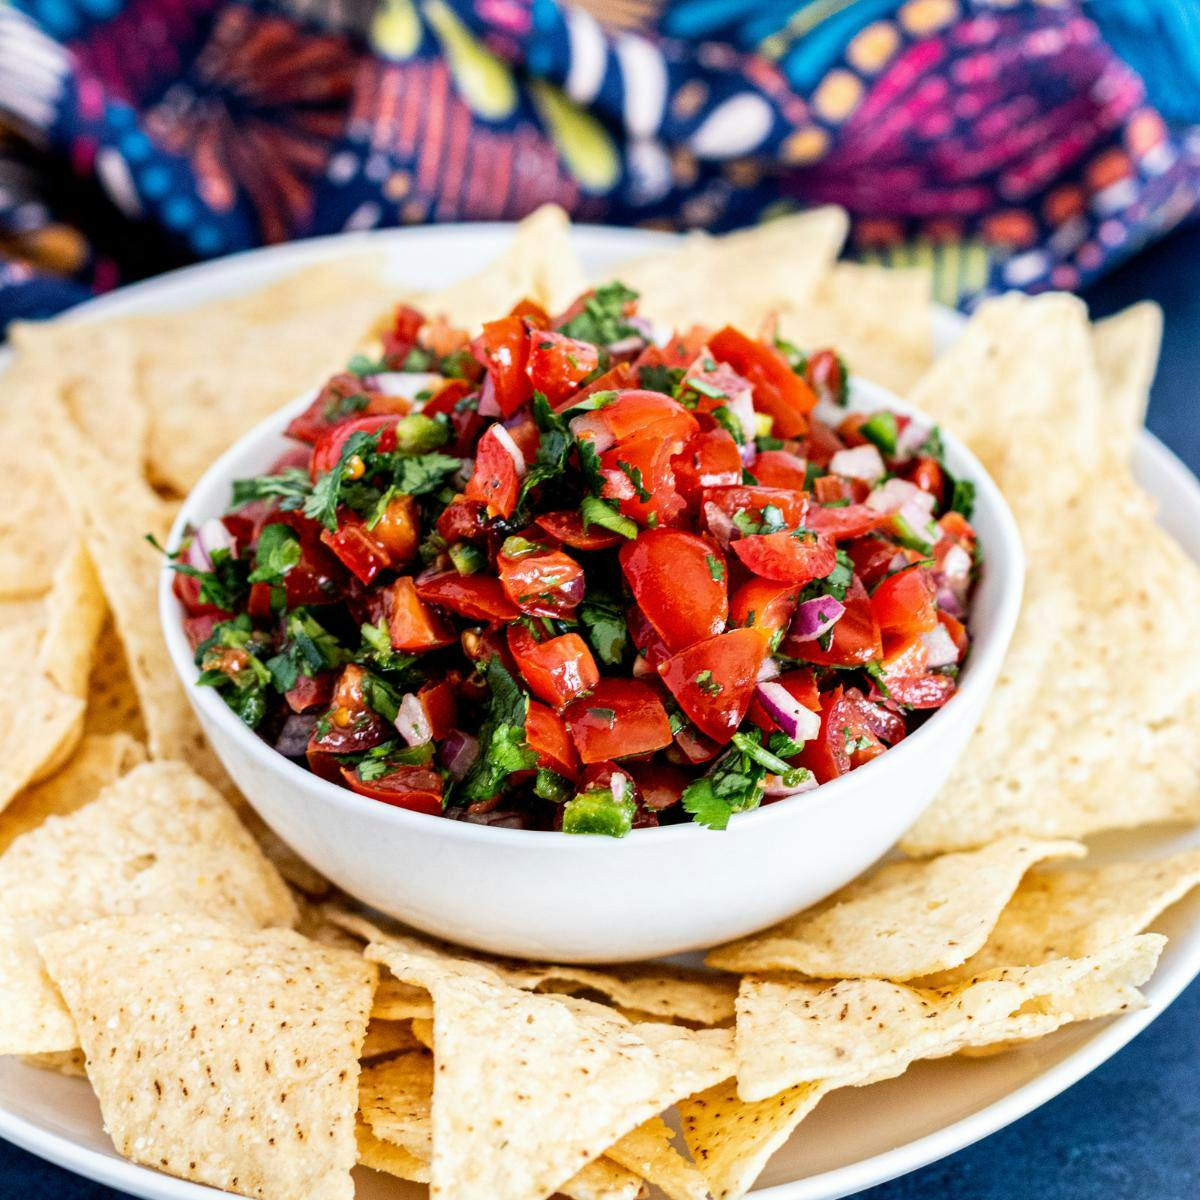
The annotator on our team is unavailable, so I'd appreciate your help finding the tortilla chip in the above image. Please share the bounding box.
[734,935,1163,1102]
[355,1121,430,1181]
[0,760,296,1053]
[83,619,148,741]
[608,207,848,333]
[240,813,332,899]
[366,939,733,1200]
[37,541,106,701]
[417,205,587,331]
[922,849,1200,987]
[361,1019,424,1061]
[604,1116,709,1200]
[373,975,435,1021]
[707,837,1083,980]
[779,263,934,393]
[38,914,375,1200]
[21,1048,88,1077]
[0,732,146,856]
[1093,301,1162,452]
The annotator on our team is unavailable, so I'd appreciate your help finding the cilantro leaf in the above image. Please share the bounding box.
[579,592,628,666]
[681,738,768,830]
[519,394,572,506]
[458,659,537,804]
[231,467,311,512]
[950,477,976,518]
[248,523,301,585]
[558,281,639,346]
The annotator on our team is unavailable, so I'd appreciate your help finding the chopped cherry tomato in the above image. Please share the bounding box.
[386,577,456,651]
[507,625,599,709]
[786,578,881,666]
[320,515,391,586]
[285,670,335,715]
[417,572,519,621]
[938,610,969,656]
[803,419,846,468]
[474,315,533,417]
[752,449,808,491]
[881,673,957,709]
[729,577,800,636]
[526,701,580,778]
[620,528,728,653]
[732,529,837,585]
[627,606,672,670]
[557,362,636,412]
[510,297,550,328]
[629,761,689,810]
[702,485,808,533]
[310,414,399,478]
[634,327,709,372]
[182,611,225,648]
[534,509,623,551]
[306,664,388,781]
[286,373,373,444]
[436,496,488,543]
[563,679,673,764]
[599,434,685,528]
[526,330,602,405]
[341,764,443,814]
[659,628,770,742]
[796,686,889,783]
[575,390,698,446]
[880,632,928,678]
[908,456,946,505]
[672,428,743,508]
[248,514,343,611]
[806,501,885,541]
[709,326,815,438]
[370,493,420,566]
[497,548,585,618]
[465,425,521,519]
[870,564,938,637]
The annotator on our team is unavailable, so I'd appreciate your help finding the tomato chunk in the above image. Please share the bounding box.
[306,664,388,780]
[535,509,623,551]
[732,529,837,585]
[342,763,443,814]
[599,434,685,528]
[386,577,456,651]
[526,701,580,778]
[320,516,391,586]
[729,578,800,636]
[311,414,399,478]
[526,330,602,405]
[508,625,599,709]
[709,326,815,438]
[672,428,742,508]
[806,502,886,541]
[785,578,881,666]
[752,449,808,491]
[465,425,521,519]
[417,572,520,621]
[795,686,895,783]
[702,485,808,532]
[370,493,420,566]
[658,628,769,742]
[497,548,585,618]
[474,315,533,416]
[620,528,728,653]
[576,390,699,446]
[563,679,673,764]
[870,564,938,637]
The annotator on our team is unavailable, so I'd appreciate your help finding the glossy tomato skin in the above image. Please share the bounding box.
[497,549,585,618]
[563,679,673,764]
[417,677,458,741]
[341,764,444,814]
[526,330,601,405]
[702,485,808,532]
[417,572,519,621]
[310,414,399,478]
[620,528,728,653]
[796,686,882,784]
[881,673,956,709]
[709,326,815,438]
[526,701,580,779]
[534,510,623,551]
[732,529,837,586]
[320,515,391,586]
[247,514,343,612]
[386,577,456,652]
[556,362,636,412]
[465,425,521,519]
[436,496,488,544]
[870,564,938,637]
[585,390,699,445]
[806,502,885,541]
[658,627,769,742]
[306,664,388,781]
[729,578,800,636]
[785,578,881,666]
[671,428,742,508]
[474,315,533,416]
[284,669,335,715]
[752,449,808,491]
[507,625,599,709]
[599,435,685,528]
[287,373,374,445]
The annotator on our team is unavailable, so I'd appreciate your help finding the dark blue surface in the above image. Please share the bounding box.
[2,230,1199,1199]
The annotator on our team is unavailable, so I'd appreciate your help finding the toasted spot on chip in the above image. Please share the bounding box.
[708,837,1083,980]
[0,760,296,1053]
[38,914,375,1200]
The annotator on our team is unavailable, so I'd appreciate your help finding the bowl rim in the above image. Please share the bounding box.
[159,375,1025,848]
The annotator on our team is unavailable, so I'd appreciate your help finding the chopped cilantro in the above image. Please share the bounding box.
[706,554,725,582]
[681,738,768,831]
[579,593,628,666]
[458,659,537,804]
[247,523,300,586]
[346,353,388,376]
[580,495,637,539]
[617,459,652,503]
[558,281,639,346]
[518,393,572,506]
[695,670,723,696]
[638,363,683,395]
[710,405,745,444]
[950,477,976,519]
[232,467,311,512]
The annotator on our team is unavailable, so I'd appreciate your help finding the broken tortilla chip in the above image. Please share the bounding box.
[0,760,296,1053]
[707,837,1083,980]
[604,1115,709,1200]
[38,913,375,1200]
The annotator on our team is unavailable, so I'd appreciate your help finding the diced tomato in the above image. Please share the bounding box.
[423,380,483,457]
[752,449,808,491]
[380,303,426,365]
[672,428,742,508]
[534,509,623,551]
[785,578,881,666]
[620,528,728,653]
[908,456,946,506]
[729,577,800,636]
[526,701,579,778]
[806,348,847,407]
[709,326,815,438]
[284,669,335,714]
[599,434,685,528]
[803,419,846,468]
[747,667,819,734]
[629,761,689,810]
[306,664,388,780]
[795,685,890,784]
[465,425,521,519]
[702,485,808,533]
[880,632,928,678]
[870,564,938,637]
[497,548,585,618]
[526,330,602,405]
[474,315,533,416]
[320,515,391,586]
[732,529,836,586]
[806,502,885,541]
[510,297,550,328]
[369,493,420,566]
[182,611,224,648]
[417,572,519,621]
[507,625,599,709]
[938,610,969,656]
[576,390,699,446]
[416,677,458,740]
[557,362,636,412]
[436,496,488,543]
[634,327,709,372]
[814,475,850,504]
[421,378,474,420]
[882,673,957,709]
[342,763,444,814]
[310,414,400,478]
[386,577,456,651]
[836,412,870,447]
[286,372,372,444]
[563,679,673,764]
[627,606,672,670]
[659,628,770,742]
[938,510,977,546]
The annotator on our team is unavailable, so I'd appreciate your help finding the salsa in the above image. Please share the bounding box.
[169,282,979,836]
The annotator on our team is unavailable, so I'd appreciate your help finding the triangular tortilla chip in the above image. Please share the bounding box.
[604,1115,709,1200]
[734,935,1164,1101]
[38,914,375,1200]
[707,837,1083,979]
[372,975,434,1021]
[0,760,296,1053]
[1092,301,1162,454]
[83,619,148,741]
[356,1121,430,1181]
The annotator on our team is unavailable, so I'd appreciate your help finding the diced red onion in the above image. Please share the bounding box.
[632,654,655,678]
[935,583,966,618]
[754,681,822,742]
[478,374,500,416]
[363,372,442,401]
[626,315,658,341]
[898,496,939,545]
[606,334,646,357]
[922,623,960,669]
[893,417,932,463]
[830,444,885,484]
[940,543,972,584]
[489,423,527,477]
[186,518,237,572]
[439,729,481,780]
[610,770,631,807]
[763,772,819,798]
[395,693,432,747]
[756,657,781,682]
[702,501,736,547]
[274,713,317,758]
[738,440,758,468]
[789,595,846,642]
[569,411,615,454]
[867,477,927,515]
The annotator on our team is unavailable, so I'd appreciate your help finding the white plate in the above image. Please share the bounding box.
[2,225,1198,1200]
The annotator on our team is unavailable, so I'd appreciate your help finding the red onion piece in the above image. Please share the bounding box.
[477,374,501,416]
[935,583,965,618]
[830,444,885,484]
[763,772,819,798]
[395,693,432,746]
[439,729,480,780]
[754,681,822,742]
[756,657,781,682]
[922,623,960,668]
[363,371,441,400]
[738,440,758,468]
[606,334,647,357]
[632,654,655,678]
[702,501,736,547]
[568,411,615,454]
[187,518,237,572]
[789,595,846,642]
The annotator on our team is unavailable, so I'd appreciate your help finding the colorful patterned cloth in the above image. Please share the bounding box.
[1,0,1198,325]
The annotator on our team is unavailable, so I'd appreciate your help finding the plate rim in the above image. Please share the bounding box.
[2,223,1198,1200]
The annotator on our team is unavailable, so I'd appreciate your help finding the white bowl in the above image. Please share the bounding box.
[160,376,1024,962]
